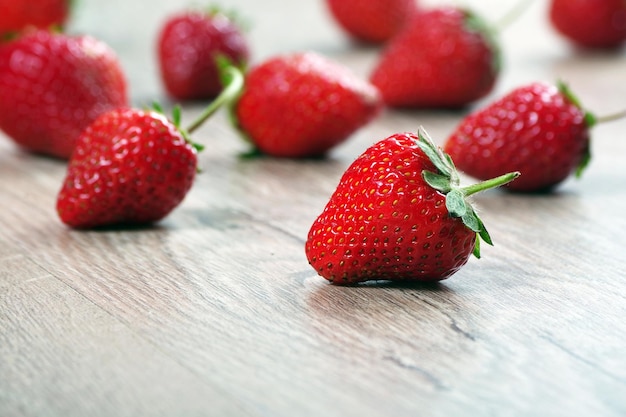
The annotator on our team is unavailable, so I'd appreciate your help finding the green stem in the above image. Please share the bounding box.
[596,109,626,124]
[461,172,520,197]
[186,66,244,134]
[492,0,534,33]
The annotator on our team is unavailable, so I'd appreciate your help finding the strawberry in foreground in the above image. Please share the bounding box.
[234,52,382,158]
[0,0,70,34]
[444,82,625,193]
[305,128,519,285]
[549,0,626,49]
[0,29,128,159]
[325,0,418,44]
[56,67,244,229]
[369,6,500,108]
[157,8,249,100]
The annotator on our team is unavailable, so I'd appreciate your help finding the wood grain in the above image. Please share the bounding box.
[1,0,626,416]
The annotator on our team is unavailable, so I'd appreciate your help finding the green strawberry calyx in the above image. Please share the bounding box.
[152,102,204,153]
[464,0,534,77]
[557,81,594,179]
[150,65,244,169]
[558,80,626,179]
[464,9,502,75]
[151,66,244,143]
[210,7,250,32]
[415,127,520,258]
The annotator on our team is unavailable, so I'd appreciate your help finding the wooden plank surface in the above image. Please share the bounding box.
[1,0,626,416]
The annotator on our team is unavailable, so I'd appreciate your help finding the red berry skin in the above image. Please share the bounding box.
[444,83,590,193]
[56,108,198,229]
[157,10,249,100]
[0,0,70,33]
[0,30,128,159]
[326,0,418,44]
[550,0,626,49]
[370,7,499,108]
[235,52,382,158]
[305,132,476,285]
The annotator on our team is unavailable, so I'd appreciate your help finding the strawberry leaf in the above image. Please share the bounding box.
[415,127,453,177]
[477,219,492,246]
[461,208,480,233]
[446,189,468,217]
[422,171,452,193]
[556,80,602,179]
[472,236,481,259]
[151,101,164,114]
[191,142,205,153]
[557,80,597,128]
[171,105,182,128]
[576,144,591,178]
[461,206,492,259]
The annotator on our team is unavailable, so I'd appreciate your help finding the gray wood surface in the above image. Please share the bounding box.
[1,0,625,416]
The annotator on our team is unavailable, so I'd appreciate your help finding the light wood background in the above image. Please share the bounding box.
[2,0,626,416]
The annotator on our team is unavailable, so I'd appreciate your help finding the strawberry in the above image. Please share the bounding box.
[325,0,418,44]
[305,128,518,284]
[549,0,626,49]
[444,82,606,192]
[0,0,70,34]
[369,6,500,108]
[56,67,244,229]
[157,8,249,100]
[234,52,382,158]
[0,29,128,159]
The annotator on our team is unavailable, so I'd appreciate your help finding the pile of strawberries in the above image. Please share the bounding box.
[1,0,625,285]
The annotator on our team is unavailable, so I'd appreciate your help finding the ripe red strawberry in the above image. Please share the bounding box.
[234,52,382,158]
[325,0,418,44]
[305,128,519,284]
[369,6,500,108]
[444,82,598,192]
[549,0,626,49]
[0,29,128,159]
[157,8,249,100]
[56,67,244,229]
[0,0,70,34]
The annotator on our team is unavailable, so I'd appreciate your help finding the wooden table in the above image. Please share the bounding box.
[2,0,625,416]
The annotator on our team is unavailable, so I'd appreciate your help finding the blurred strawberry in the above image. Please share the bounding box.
[0,0,71,34]
[157,8,249,100]
[325,0,418,44]
[234,52,382,158]
[370,6,500,108]
[444,82,597,192]
[0,30,128,158]
[550,0,626,49]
